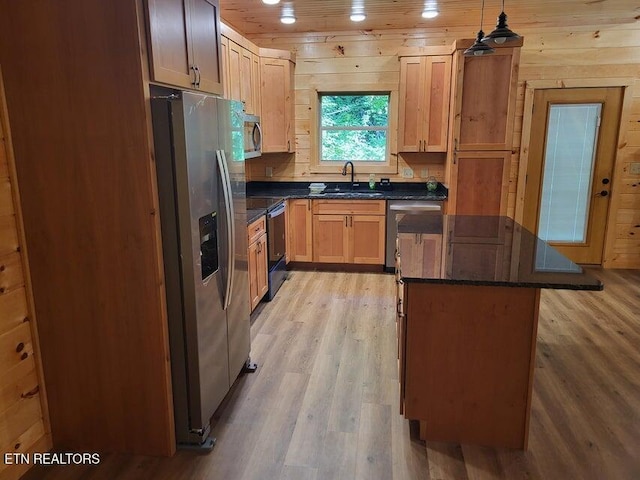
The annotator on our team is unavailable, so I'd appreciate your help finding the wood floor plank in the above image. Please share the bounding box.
[240,372,309,480]
[354,403,392,480]
[316,431,357,480]
[425,441,469,480]
[283,353,339,468]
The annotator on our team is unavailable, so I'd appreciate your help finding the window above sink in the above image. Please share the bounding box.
[309,86,400,175]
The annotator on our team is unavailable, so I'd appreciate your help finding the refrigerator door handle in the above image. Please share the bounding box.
[216,149,234,310]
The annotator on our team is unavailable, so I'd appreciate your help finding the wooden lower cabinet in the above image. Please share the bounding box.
[287,199,313,262]
[397,232,442,278]
[247,216,268,311]
[398,281,540,449]
[312,200,385,265]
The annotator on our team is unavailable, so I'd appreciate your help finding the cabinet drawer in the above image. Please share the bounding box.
[248,215,266,244]
[312,199,385,215]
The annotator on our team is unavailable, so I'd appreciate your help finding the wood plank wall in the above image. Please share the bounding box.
[0,68,52,480]
[245,23,640,269]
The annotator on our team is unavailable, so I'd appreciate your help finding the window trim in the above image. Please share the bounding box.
[309,86,399,175]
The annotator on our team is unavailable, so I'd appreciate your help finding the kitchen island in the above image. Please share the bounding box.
[395,214,602,449]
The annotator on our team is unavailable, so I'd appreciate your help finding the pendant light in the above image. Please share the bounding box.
[464,0,495,56]
[482,0,520,44]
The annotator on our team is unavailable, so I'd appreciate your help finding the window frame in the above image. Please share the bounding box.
[309,86,399,175]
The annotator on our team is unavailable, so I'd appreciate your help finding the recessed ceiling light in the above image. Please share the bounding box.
[422,9,439,19]
[350,13,366,22]
[280,14,296,24]
[262,0,280,4]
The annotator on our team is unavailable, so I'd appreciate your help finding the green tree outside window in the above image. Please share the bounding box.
[320,93,390,162]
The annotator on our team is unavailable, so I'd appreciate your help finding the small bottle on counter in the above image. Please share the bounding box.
[369,173,375,190]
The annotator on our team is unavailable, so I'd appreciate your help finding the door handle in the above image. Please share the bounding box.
[597,190,609,197]
[602,178,610,185]
[191,65,197,86]
[217,150,235,310]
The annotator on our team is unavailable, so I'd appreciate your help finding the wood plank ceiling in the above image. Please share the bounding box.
[221,0,639,36]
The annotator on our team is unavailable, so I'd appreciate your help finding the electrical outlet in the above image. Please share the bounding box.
[402,168,414,179]
[421,168,429,178]
[630,162,640,175]
[265,166,273,177]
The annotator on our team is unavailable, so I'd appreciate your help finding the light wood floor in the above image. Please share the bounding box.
[22,268,640,480]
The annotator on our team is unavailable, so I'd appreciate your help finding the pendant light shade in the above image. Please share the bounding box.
[464,0,495,57]
[482,1,520,44]
[464,30,496,56]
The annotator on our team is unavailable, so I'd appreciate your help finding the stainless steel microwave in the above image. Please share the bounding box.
[243,114,262,159]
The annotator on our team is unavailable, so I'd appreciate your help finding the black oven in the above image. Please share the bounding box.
[265,200,287,299]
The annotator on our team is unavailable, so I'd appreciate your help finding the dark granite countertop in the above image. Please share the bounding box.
[247,208,266,225]
[246,181,447,201]
[396,214,603,291]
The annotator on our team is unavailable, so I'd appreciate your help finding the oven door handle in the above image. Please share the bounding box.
[268,203,286,218]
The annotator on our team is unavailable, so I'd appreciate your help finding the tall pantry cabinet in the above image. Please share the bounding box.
[0,0,228,458]
[445,39,522,218]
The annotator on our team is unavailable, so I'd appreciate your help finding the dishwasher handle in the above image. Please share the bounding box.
[389,203,442,213]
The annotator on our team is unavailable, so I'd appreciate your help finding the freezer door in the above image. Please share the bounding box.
[217,99,250,384]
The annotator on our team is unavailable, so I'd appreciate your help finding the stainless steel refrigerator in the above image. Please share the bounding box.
[151,89,250,449]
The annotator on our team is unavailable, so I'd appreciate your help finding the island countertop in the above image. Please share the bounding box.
[396,214,602,291]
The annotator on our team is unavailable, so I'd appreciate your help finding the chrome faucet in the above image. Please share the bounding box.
[341,161,355,187]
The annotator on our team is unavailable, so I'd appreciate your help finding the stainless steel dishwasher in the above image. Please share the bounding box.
[385,200,443,270]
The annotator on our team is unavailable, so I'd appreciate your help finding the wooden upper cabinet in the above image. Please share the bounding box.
[451,44,521,151]
[398,55,452,152]
[220,35,230,98]
[227,39,242,102]
[251,53,261,117]
[225,39,258,115]
[146,0,223,95]
[260,56,295,153]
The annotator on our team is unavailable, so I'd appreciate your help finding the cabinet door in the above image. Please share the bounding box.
[288,199,313,262]
[220,36,230,99]
[398,57,425,152]
[424,55,451,152]
[227,40,242,102]
[240,48,254,114]
[397,232,443,278]
[188,0,223,95]
[313,215,349,263]
[350,215,385,264]
[260,57,294,153]
[251,53,261,117]
[248,240,260,311]
[452,46,520,151]
[448,151,510,218]
[146,0,194,89]
[257,234,269,299]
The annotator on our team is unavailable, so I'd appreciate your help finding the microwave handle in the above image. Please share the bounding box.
[253,122,262,151]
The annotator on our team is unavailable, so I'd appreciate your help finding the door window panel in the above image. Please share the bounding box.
[538,103,601,243]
